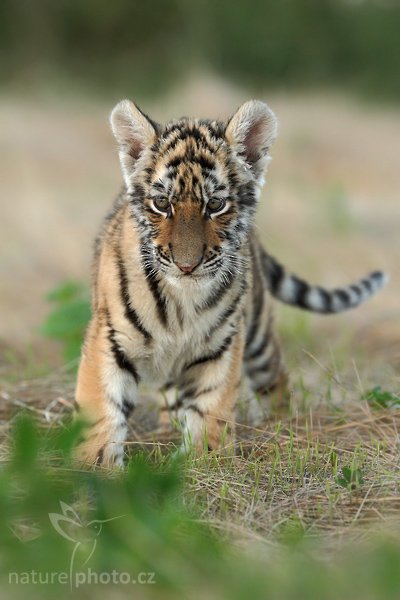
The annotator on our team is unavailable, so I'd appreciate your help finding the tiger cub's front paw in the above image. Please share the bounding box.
[74,438,125,469]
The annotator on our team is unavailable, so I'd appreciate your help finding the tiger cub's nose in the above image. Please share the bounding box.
[175,259,201,274]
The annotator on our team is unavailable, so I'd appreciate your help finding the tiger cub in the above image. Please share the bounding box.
[75,99,387,467]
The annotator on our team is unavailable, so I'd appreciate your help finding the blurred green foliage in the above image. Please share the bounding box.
[1,0,400,101]
[363,386,400,409]
[2,413,400,599]
[1,414,228,598]
[41,281,90,363]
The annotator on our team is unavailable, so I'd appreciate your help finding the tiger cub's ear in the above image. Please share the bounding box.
[225,100,278,181]
[110,100,159,186]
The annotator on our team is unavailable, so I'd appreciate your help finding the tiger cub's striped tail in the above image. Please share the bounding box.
[261,251,388,313]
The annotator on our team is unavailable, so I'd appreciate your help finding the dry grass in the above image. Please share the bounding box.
[1,351,399,558]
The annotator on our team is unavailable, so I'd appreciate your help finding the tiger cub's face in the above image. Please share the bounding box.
[110,100,278,281]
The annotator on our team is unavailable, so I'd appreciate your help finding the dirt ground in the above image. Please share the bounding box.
[0,74,399,369]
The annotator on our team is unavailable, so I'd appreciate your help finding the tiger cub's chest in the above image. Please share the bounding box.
[130,280,247,386]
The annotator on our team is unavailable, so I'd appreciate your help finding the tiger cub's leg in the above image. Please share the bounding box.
[178,329,244,453]
[75,318,138,467]
[158,383,179,431]
[244,310,288,424]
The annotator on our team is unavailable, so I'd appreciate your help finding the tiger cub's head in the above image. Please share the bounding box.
[110,99,278,280]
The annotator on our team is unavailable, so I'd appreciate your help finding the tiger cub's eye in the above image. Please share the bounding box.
[153,197,170,212]
[207,198,226,213]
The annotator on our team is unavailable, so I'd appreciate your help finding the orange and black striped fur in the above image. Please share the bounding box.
[75,100,387,467]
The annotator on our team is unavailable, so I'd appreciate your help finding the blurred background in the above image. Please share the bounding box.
[0,0,399,371]
[1,6,400,597]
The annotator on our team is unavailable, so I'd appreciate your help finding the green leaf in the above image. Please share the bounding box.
[362,386,400,409]
[46,280,86,303]
[41,280,91,363]
[336,466,364,489]
[10,413,40,471]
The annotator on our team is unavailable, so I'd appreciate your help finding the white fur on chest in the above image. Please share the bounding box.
[135,276,226,386]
